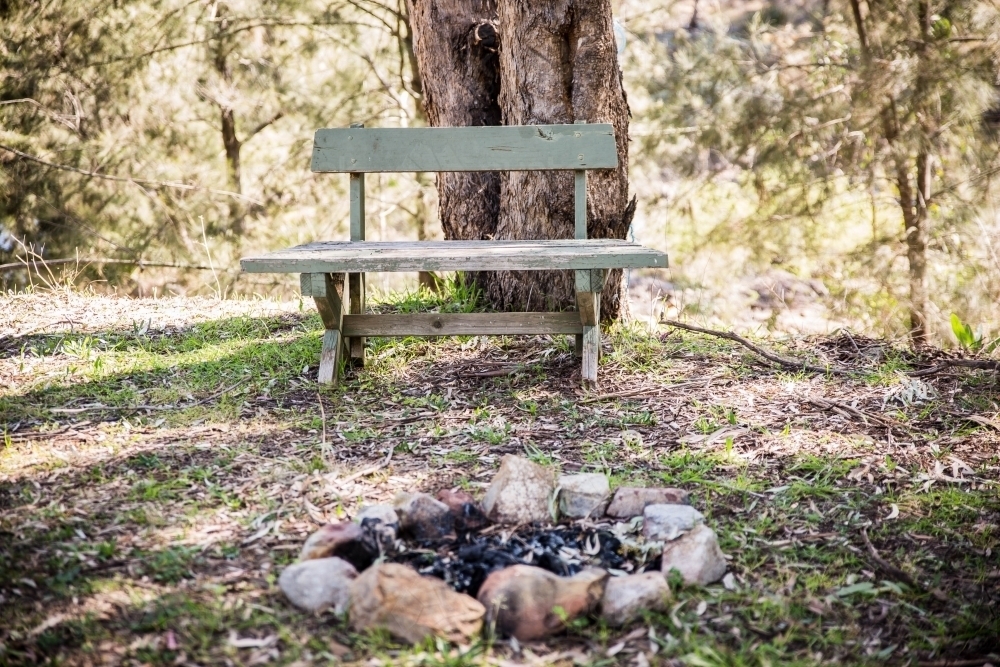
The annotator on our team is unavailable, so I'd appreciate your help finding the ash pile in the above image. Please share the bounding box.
[279,455,728,644]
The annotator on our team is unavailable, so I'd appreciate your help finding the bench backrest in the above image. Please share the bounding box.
[312,122,616,242]
[311,124,617,173]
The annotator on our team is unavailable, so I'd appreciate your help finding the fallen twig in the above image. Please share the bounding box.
[662,320,855,376]
[807,397,896,427]
[580,378,717,404]
[917,658,1000,667]
[861,527,924,592]
[340,447,394,483]
[909,359,1000,377]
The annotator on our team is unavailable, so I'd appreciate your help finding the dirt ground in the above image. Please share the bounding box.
[1,289,998,666]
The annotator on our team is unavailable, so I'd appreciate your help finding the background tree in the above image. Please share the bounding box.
[630,0,999,345]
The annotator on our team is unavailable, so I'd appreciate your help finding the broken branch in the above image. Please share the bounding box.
[661,320,855,376]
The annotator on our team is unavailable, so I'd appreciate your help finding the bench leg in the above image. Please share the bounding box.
[576,269,604,388]
[348,272,366,366]
[574,334,583,358]
[581,323,600,387]
[311,272,347,386]
[317,329,343,385]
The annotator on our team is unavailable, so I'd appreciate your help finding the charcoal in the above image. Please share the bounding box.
[387,525,631,597]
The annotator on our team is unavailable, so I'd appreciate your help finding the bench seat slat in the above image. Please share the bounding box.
[312,124,617,173]
[241,240,667,273]
[342,312,583,336]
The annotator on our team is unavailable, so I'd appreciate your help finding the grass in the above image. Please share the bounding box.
[1,287,999,665]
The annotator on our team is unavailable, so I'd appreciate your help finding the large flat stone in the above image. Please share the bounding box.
[660,523,727,586]
[481,455,557,525]
[642,503,704,542]
[349,563,485,644]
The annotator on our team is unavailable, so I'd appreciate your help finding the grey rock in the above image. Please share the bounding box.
[642,503,704,541]
[605,487,690,519]
[557,473,610,519]
[600,572,671,626]
[394,492,455,541]
[355,504,399,554]
[660,523,727,586]
[279,557,357,614]
[482,455,556,525]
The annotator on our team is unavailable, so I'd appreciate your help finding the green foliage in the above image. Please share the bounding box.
[950,313,1000,353]
[627,0,1000,341]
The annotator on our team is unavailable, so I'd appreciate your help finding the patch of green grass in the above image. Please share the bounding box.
[370,274,481,315]
[137,546,201,583]
[0,314,319,426]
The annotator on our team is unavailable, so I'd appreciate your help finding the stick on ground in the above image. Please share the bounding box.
[661,319,855,376]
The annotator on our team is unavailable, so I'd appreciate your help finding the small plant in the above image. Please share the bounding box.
[950,313,1000,353]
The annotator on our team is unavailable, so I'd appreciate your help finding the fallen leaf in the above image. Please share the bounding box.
[885,504,899,520]
[30,614,68,637]
[303,499,326,524]
[242,522,273,545]
[836,582,876,597]
[228,631,277,649]
[606,642,625,657]
[967,414,1000,431]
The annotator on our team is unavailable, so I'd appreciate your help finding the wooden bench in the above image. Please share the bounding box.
[240,123,668,387]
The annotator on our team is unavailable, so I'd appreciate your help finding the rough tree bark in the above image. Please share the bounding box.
[491,0,633,317]
[405,0,501,252]
[407,0,631,317]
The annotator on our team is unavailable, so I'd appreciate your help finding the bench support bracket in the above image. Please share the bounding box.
[302,272,348,385]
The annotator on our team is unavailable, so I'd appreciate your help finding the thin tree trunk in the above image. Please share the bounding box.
[492,0,633,317]
[907,152,931,344]
[220,106,241,195]
[211,8,246,234]
[405,0,501,252]
[849,0,930,346]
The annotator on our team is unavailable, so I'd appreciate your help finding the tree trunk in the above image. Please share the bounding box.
[209,7,249,235]
[849,0,930,346]
[405,0,501,254]
[491,0,633,317]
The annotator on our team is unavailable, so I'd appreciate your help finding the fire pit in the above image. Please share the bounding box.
[278,455,728,645]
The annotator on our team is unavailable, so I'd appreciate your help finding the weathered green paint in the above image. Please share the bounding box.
[575,170,587,240]
[343,312,583,336]
[243,240,667,273]
[317,329,343,386]
[313,273,346,331]
[311,124,618,173]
